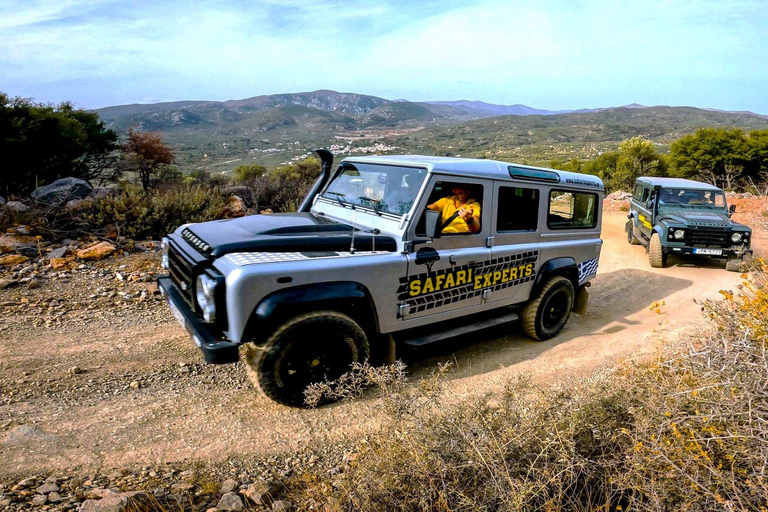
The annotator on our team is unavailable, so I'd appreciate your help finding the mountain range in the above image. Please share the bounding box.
[93,90,768,171]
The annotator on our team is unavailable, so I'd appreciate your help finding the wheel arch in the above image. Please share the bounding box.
[242,281,380,346]
[533,257,579,296]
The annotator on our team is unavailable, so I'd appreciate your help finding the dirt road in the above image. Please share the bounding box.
[0,212,749,477]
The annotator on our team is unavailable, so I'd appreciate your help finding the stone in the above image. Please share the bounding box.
[242,481,282,505]
[76,242,116,260]
[17,246,40,258]
[79,490,148,512]
[224,186,254,207]
[4,425,52,446]
[13,225,32,235]
[36,483,60,494]
[220,479,238,494]
[31,177,92,206]
[27,278,41,289]
[606,190,632,201]
[0,234,37,253]
[224,196,247,216]
[0,196,5,206]
[69,366,83,375]
[743,192,753,198]
[0,254,30,266]
[4,201,29,214]
[32,494,48,505]
[48,491,63,502]
[129,381,140,389]
[50,256,76,270]
[272,500,292,511]
[216,492,244,511]
[91,187,120,200]
[0,278,18,290]
[65,198,93,211]
[47,247,69,259]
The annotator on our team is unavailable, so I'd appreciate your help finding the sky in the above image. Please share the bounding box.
[1,0,767,113]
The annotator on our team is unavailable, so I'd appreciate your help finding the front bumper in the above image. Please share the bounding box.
[157,276,240,364]
[666,245,753,258]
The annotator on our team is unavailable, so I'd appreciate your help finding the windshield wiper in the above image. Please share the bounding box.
[359,196,384,215]
[326,191,354,209]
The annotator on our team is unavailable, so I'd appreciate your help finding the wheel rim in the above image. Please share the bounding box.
[275,334,356,395]
[542,290,570,329]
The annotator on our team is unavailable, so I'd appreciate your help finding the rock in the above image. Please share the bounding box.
[272,500,292,511]
[79,490,148,512]
[13,225,32,235]
[50,256,76,270]
[47,247,69,259]
[216,492,245,511]
[27,278,41,289]
[0,196,5,206]
[0,254,30,266]
[31,177,92,207]
[4,424,53,445]
[36,483,60,494]
[129,381,140,389]
[224,196,247,216]
[76,242,116,260]
[0,278,18,290]
[4,201,29,214]
[220,479,238,494]
[743,192,753,198]
[17,477,38,487]
[65,198,93,211]
[17,246,40,258]
[69,366,83,375]
[32,494,48,505]
[91,187,120,200]
[224,186,254,207]
[606,191,632,201]
[0,234,37,253]
[48,491,63,502]
[242,481,282,506]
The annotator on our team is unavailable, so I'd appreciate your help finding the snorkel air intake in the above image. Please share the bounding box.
[298,149,334,212]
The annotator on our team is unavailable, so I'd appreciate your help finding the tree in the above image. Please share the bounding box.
[233,164,267,184]
[0,93,118,196]
[121,128,175,190]
[668,128,751,188]
[610,136,667,191]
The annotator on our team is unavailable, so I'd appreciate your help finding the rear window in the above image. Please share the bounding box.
[547,190,598,229]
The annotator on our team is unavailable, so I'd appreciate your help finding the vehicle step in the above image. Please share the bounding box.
[398,311,519,347]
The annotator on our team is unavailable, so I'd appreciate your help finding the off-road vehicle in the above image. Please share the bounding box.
[158,151,604,406]
[626,177,752,271]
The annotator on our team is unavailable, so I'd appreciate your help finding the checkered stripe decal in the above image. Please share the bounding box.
[397,251,539,314]
[578,257,599,284]
[223,251,387,267]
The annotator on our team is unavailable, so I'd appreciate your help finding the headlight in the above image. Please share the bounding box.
[731,233,743,243]
[196,274,217,323]
[673,229,685,240]
[161,237,170,270]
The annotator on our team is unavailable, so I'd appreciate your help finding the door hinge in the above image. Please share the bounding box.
[482,289,492,300]
[398,303,411,317]
[486,236,496,248]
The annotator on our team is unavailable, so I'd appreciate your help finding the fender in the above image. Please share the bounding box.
[532,257,579,294]
[242,282,379,344]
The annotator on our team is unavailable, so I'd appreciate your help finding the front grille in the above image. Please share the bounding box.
[688,227,730,247]
[168,242,196,306]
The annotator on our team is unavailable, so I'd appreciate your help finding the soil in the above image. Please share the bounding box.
[0,208,763,480]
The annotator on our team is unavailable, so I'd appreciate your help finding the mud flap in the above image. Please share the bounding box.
[574,285,589,315]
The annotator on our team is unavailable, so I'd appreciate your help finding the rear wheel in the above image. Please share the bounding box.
[522,276,575,341]
[626,221,641,245]
[649,232,667,268]
[244,311,369,407]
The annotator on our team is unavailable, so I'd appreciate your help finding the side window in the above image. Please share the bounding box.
[548,190,598,229]
[417,181,484,236]
[633,184,644,200]
[641,188,650,202]
[496,187,539,232]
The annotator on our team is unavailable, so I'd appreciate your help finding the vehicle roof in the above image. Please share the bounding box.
[342,154,604,191]
[636,177,722,191]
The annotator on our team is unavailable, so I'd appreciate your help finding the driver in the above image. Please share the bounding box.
[427,184,481,234]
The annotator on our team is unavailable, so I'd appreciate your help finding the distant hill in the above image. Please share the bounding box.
[93,90,768,171]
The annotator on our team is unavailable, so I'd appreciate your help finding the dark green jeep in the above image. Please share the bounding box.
[626,177,752,271]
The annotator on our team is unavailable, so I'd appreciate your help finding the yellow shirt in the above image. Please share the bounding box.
[433,196,481,233]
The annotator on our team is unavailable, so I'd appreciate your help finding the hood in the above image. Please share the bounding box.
[659,210,736,228]
[181,212,397,257]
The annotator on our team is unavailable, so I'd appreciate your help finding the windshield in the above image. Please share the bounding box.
[322,163,427,215]
[658,188,726,209]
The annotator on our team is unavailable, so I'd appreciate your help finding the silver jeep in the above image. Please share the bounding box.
[158,151,604,406]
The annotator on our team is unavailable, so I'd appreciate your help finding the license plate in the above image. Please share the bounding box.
[694,248,722,256]
[167,298,186,328]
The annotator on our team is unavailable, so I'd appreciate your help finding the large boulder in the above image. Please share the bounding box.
[31,177,92,206]
[4,201,29,214]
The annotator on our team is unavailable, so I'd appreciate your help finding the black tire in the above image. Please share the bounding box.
[649,232,667,268]
[521,276,575,341]
[725,257,743,272]
[626,221,641,245]
[244,311,369,407]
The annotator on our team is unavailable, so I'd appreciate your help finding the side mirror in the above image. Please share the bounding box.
[424,209,442,239]
[645,198,654,210]
[729,204,737,214]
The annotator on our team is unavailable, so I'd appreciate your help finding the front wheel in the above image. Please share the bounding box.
[521,276,575,341]
[244,311,369,407]
[649,232,667,268]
